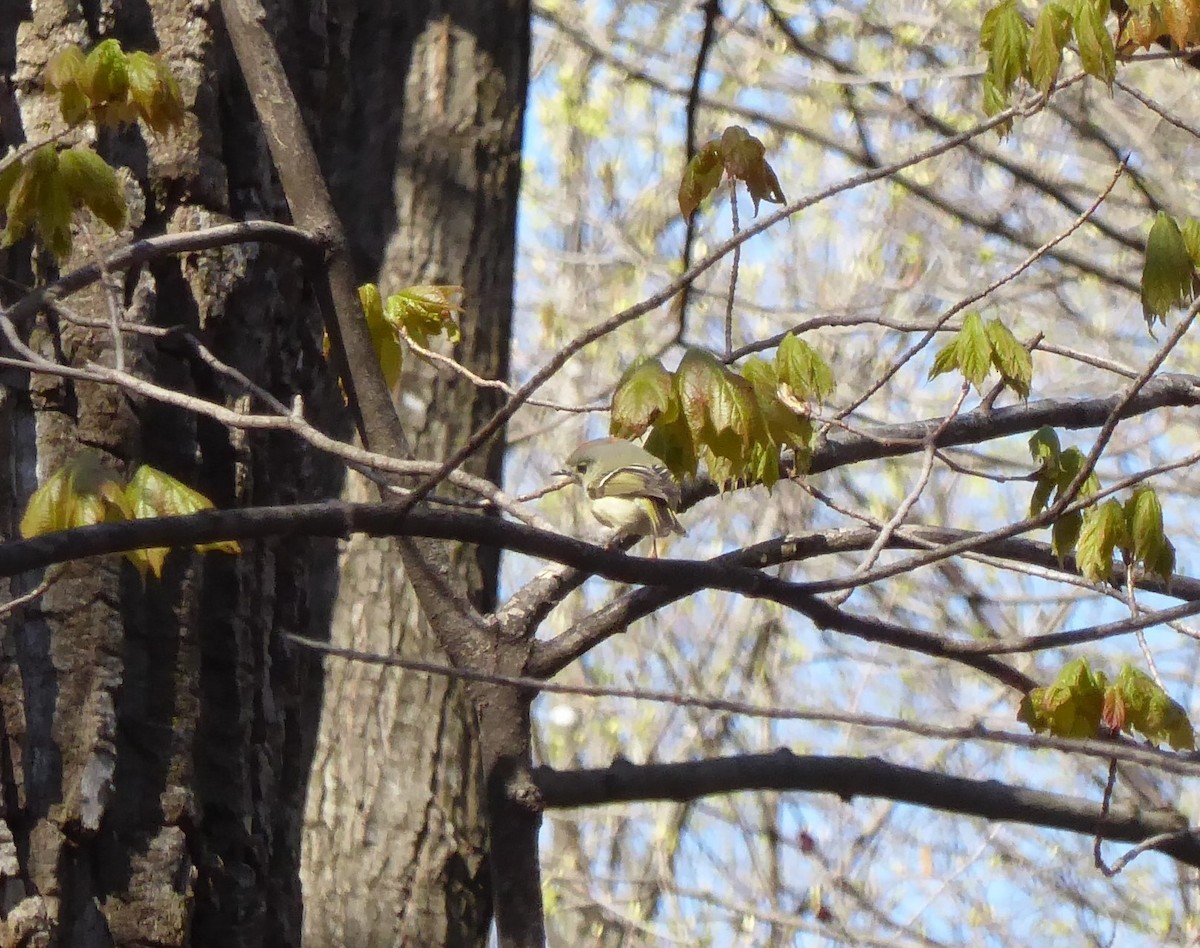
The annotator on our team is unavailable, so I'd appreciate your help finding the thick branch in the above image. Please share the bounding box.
[533,752,1200,868]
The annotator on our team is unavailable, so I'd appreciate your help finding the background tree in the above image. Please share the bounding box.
[6,1,1200,947]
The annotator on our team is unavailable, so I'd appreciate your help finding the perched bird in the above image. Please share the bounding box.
[557,437,685,557]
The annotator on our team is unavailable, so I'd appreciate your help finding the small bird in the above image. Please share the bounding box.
[556,437,685,557]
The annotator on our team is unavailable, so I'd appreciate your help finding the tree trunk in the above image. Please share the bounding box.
[300,2,528,945]
[0,2,344,945]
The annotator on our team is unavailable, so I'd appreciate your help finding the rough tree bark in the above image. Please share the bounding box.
[300,2,528,945]
[0,1,370,945]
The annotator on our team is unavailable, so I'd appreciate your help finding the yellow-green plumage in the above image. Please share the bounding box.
[557,438,685,553]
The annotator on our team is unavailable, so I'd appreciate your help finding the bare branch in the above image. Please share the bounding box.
[533,753,1200,869]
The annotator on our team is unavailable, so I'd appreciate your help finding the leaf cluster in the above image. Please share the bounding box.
[1019,657,1194,750]
[357,283,464,389]
[927,312,1033,398]
[1027,428,1175,583]
[980,0,1116,131]
[44,40,185,132]
[1117,0,1200,52]
[610,334,832,489]
[0,143,127,260]
[1140,211,1200,329]
[678,125,786,217]
[19,451,239,578]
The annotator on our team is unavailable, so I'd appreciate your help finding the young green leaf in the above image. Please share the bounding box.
[57,144,127,231]
[611,357,675,439]
[1028,426,1061,470]
[644,412,698,480]
[1055,446,1100,499]
[955,311,992,390]
[1124,486,1175,582]
[1112,665,1195,750]
[1181,217,1200,271]
[1075,499,1127,582]
[678,141,723,217]
[718,126,785,215]
[358,283,403,389]
[1051,510,1082,562]
[1074,0,1116,87]
[775,333,834,401]
[82,38,130,105]
[675,347,728,447]
[125,465,240,577]
[928,339,960,380]
[1028,3,1072,92]
[1018,657,1106,739]
[386,284,463,347]
[1141,211,1196,327]
[981,0,1031,94]
[985,318,1032,399]
[19,450,129,539]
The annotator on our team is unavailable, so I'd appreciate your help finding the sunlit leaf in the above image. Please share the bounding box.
[82,38,130,105]
[1018,657,1107,739]
[1076,499,1127,582]
[1051,510,1081,562]
[58,144,126,231]
[611,357,675,439]
[955,312,992,390]
[1074,0,1116,87]
[126,465,240,577]
[1113,665,1195,750]
[775,333,834,401]
[985,318,1032,399]
[358,283,403,389]
[1028,3,1072,92]
[1142,211,1196,327]
[678,141,723,217]
[981,0,1031,93]
[19,450,129,539]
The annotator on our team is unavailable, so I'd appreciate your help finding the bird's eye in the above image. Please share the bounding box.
[575,461,588,473]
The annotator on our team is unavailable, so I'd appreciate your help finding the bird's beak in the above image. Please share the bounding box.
[553,466,570,478]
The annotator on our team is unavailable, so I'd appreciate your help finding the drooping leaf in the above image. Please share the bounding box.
[1029,426,1061,470]
[57,144,126,231]
[1112,665,1195,750]
[981,0,1031,94]
[1160,0,1200,48]
[928,339,960,380]
[386,284,464,347]
[775,333,834,401]
[82,38,130,105]
[1124,485,1175,582]
[1074,0,1116,87]
[1051,510,1082,562]
[678,140,724,217]
[1055,446,1100,499]
[19,450,129,539]
[358,283,403,389]
[1018,657,1107,739]
[955,311,992,390]
[1075,499,1127,582]
[611,357,675,439]
[1141,211,1196,327]
[675,347,727,447]
[718,126,785,215]
[985,318,1032,399]
[1181,217,1200,271]
[125,465,240,577]
[644,411,698,480]
[1028,3,1072,92]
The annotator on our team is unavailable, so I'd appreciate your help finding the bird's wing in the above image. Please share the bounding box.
[592,465,680,508]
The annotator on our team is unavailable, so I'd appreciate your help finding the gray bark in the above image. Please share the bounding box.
[0,2,344,944]
[300,2,527,945]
